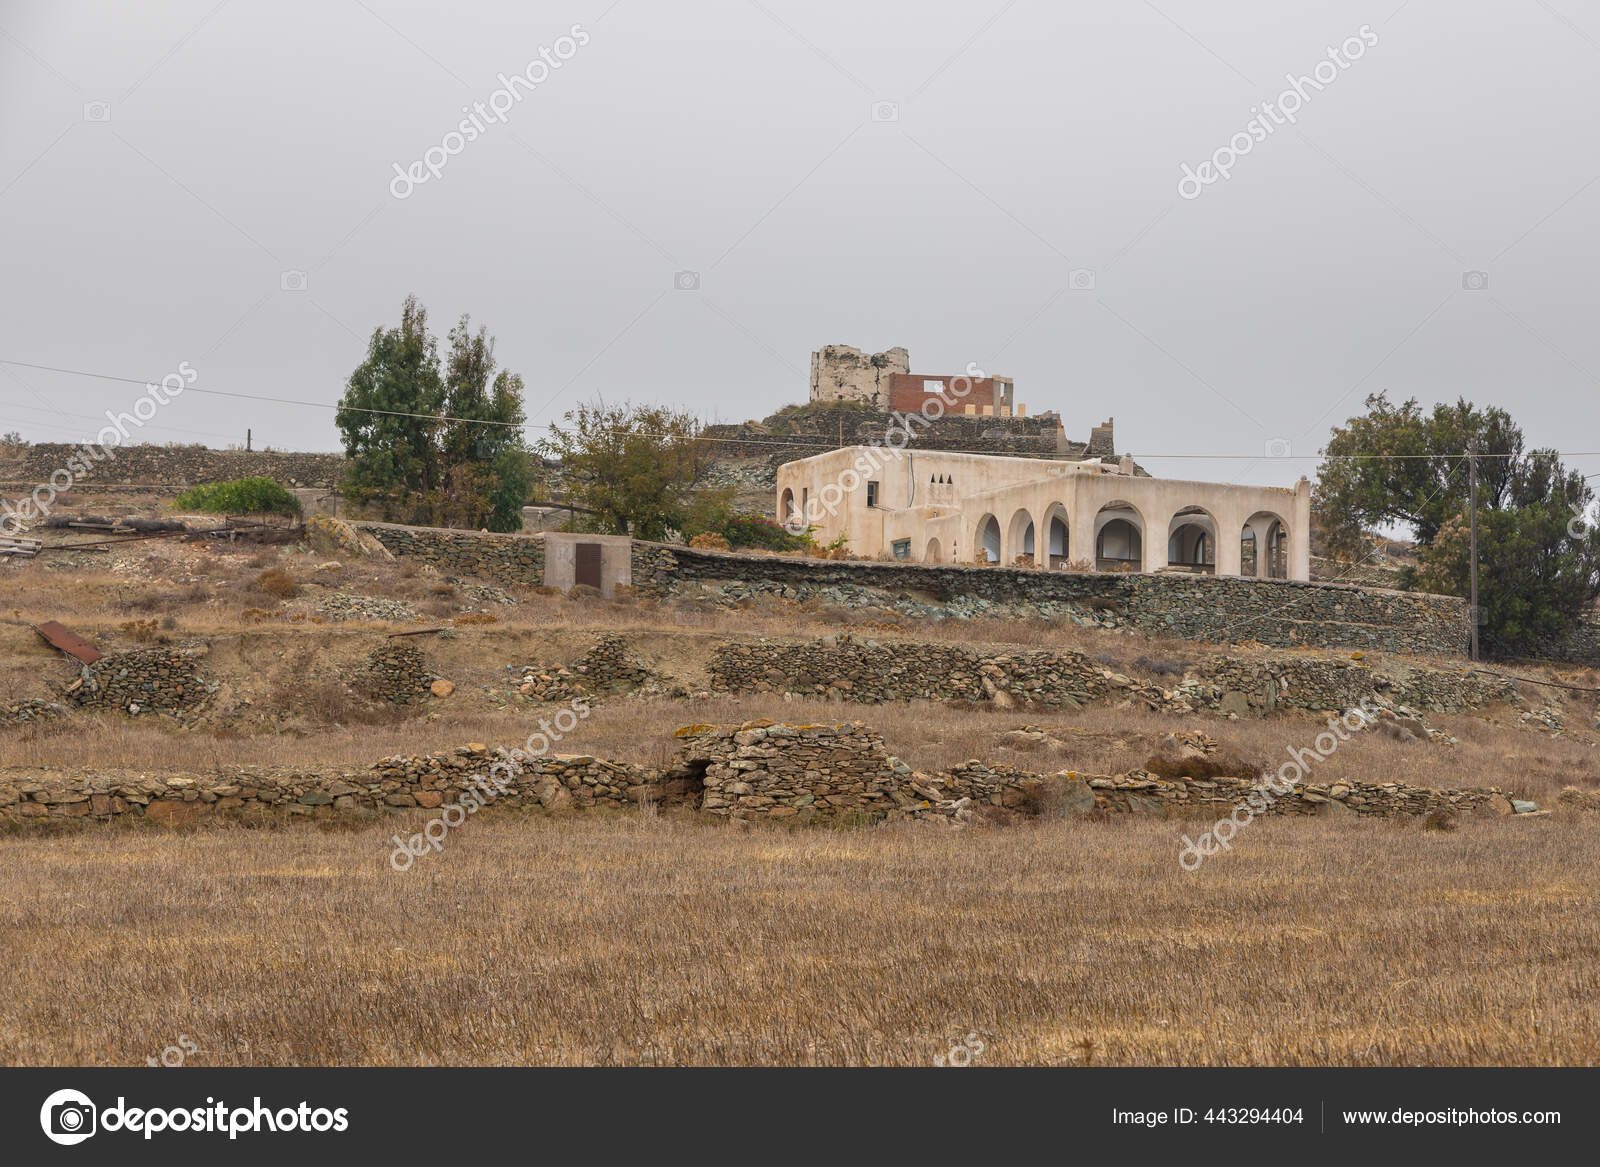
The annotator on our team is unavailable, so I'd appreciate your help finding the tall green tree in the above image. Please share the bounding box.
[337,297,533,532]
[337,295,443,516]
[539,400,707,541]
[1317,392,1600,656]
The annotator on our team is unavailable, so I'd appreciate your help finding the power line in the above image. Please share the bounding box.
[3,357,1600,461]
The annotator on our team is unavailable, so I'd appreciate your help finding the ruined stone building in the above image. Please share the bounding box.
[809,343,1021,418]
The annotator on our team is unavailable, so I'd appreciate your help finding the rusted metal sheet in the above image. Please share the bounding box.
[33,621,102,664]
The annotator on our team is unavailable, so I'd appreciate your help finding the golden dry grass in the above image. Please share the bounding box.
[1,813,1597,1066]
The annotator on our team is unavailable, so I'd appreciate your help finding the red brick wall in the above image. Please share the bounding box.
[886,373,1002,415]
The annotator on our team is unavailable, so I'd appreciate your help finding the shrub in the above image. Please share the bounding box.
[175,477,302,518]
[689,531,731,551]
[723,513,808,551]
[1143,752,1263,781]
[254,568,299,598]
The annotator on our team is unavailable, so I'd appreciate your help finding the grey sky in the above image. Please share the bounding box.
[2,0,1597,493]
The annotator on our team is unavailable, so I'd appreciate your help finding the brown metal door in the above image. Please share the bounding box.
[575,543,602,589]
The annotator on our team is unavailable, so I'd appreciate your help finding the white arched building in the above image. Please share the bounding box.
[776,447,1311,580]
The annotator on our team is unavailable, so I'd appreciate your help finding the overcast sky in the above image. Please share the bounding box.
[2,0,1597,491]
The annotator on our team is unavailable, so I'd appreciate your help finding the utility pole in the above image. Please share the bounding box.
[246,428,252,452]
[1468,441,1479,661]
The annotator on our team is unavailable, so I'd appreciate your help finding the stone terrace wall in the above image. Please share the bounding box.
[709,636,1114,709]
[1201,656,1519,715]
[0,745,668,826]
[708,634,1521,717]
[64,649,209,715]
[336,521,1476,657]
[630,543,1468,656]
[0,443,344,489]
[354,521,544,586]
[702,414,1066,462]
[1,723,1532,828]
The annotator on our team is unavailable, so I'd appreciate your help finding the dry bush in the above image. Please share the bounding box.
[118,618,167,645]
[1143,752,1263,781]
[453,613,497,626]
[253,568,299,598]
[689,532,731,550]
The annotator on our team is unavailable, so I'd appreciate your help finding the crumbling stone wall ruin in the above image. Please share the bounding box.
[1,720,1536,829]
[64,649,209,715]
[356,643,435,704]
[808,344,909,407]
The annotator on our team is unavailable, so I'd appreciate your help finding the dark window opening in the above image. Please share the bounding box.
[866,481,879,507]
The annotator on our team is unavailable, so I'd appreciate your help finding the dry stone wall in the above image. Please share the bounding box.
[707,634,1519,718]
[64,650,209,715]
[354,521,543,586]
[356,643,434,704]
[1,721,1536,829]
[0,442,343,489]
[630,543,1468,656]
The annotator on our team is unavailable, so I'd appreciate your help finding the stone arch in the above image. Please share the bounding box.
[924,537,942,563]
[1242,510,1289,579]
[1006,508,1036,567]
[1043,501,1070,569]
[1166,505,1217,574]
[975,514,1001,564]
[1094,500,1144,572]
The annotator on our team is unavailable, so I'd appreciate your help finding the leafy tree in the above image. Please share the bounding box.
[539,401,708,541]
[336,297,532,532]
[337,295,443,517]
[175,476,302,519]
[1316,393,1600,656]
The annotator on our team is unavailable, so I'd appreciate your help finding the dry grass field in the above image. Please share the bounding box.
[4,525,1599,1068]
[1,813,1596,1066]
